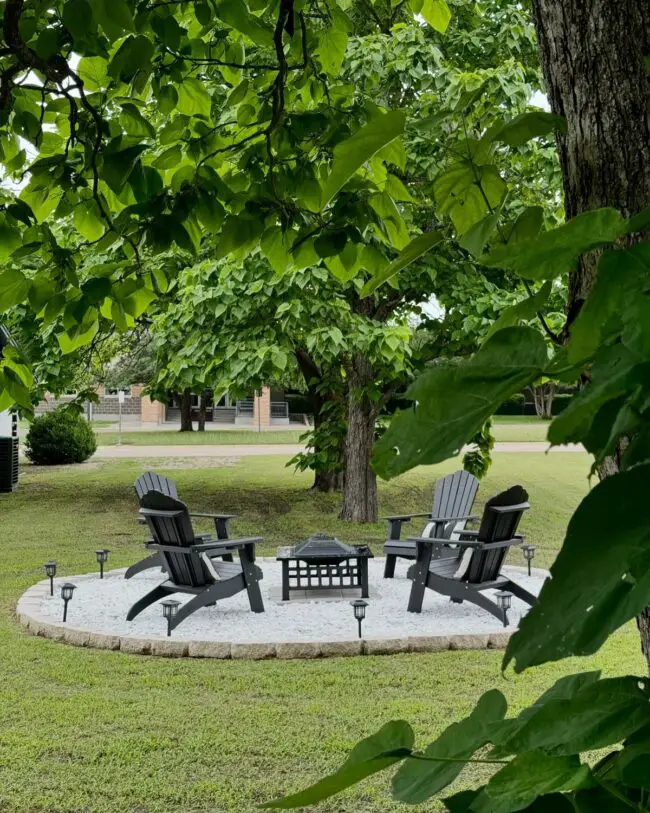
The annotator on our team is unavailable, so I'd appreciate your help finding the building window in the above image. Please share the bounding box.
[106,388,132,398]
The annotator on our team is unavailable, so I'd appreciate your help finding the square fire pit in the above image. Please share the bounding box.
[276,533,374,601]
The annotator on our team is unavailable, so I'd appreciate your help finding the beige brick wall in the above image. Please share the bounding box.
[140,394,165,424]
[254,387,271,429]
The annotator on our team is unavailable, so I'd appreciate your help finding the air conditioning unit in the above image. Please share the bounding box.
[0,412,19,493]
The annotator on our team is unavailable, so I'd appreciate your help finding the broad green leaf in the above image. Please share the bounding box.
[263,721,414,808]
[81,277,112,304]
[320,111,406,209]
[434,161,506,235]
[458,212,499,257]
[491,677,650,758]
[0,220,22,260]
[20,180,63,222]
[614,742,650,790]
[177,78,212,118]
[63,0,93,42]
[506,206,544,244]
[485,281,553,340]
[472,752,589,813]
[58,320,99,354]
[101,144,148,193]
[483,208,627,280]
[108,35,154,82]
[217,215,264,259]
[392,690,506,803]
[0,269,30,311]
[420,0,451,33]
[373,327,547,478]
[314,230,347,259]
[261,228,292,274]
[77,56,109,91]
[73,199,105,241]
[488,111,567,148]
[2,356,33,389]
[123,287,156,318]
[152,145,182,170]
[129,164,163,203]
[214,0,274,48]
[92,0,134,39]
[315,27,349,76]
[119,103,155,139]
[368,192,410,249]
[567,244,650,363]
[504,462,650,672]
[361,231,443,296]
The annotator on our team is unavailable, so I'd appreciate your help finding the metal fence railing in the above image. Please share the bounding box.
[271,402,289,419]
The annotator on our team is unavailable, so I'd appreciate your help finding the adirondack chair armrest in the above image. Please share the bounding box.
[407,536,482,549]
[383,513,433,541]
[189,512,237,520]
[382,513,433,521]
[482,537,525,550]
[430,513,479,524]
[491,502,529,514]
[190,536,264,553]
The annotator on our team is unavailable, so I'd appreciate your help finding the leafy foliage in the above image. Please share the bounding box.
[24,408,97,465]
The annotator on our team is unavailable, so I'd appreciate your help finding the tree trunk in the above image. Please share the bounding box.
[532,0,650,662]
[340,353,378,523]
[179,389,193,432]
[529,382,555,419]
[198,393,207,432]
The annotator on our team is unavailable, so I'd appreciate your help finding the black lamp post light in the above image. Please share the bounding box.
[44,560,57,596]
[350,599,368,639]
[161,599,181,637]
[95,549,110,579]
[61,583,76,622]
[495,590,513,627]
[522,544,537,577]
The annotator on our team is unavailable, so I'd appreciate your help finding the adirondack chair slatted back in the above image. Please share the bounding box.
[139,490,211,588]
[429,470,479,539]
[461,485,528,583]
[134,472,178,501]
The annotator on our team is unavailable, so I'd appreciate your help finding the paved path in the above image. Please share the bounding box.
[92,442,583,459]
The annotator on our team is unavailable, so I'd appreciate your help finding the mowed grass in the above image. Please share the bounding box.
[0,454,643,813]
[94,423,550,446]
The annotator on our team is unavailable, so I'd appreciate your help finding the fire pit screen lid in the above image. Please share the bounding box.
[292,533,357,559]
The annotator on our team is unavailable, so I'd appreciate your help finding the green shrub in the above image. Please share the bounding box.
[25,409,97,465]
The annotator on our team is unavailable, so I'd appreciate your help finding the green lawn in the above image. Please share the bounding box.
[0,454,642,813]
[94,423,550,446]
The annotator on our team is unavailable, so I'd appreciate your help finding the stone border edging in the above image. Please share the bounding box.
[15,571,523,660]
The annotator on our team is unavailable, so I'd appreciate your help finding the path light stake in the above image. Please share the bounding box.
[61,583,76,622]
[161,599,181,637]
[350,599,368,639]
[522,544,536,577]
[495,590,512,628]
[44,561,56,596]
[95,549,110,579]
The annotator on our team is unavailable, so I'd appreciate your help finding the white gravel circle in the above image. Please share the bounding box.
[33,558,545,644]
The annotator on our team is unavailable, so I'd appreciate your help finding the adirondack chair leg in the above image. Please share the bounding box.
[503,580,537,608]
[169,584,223,630]
[384,554,397,579]
[126,584,169,621]
[407,543,434,613]
[456,586,508,627]
[238,542,265,613]
[124,552,163,580]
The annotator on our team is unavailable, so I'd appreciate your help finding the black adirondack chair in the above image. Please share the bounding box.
[125,472,236,579]
[405,485,536,625]
[383,470,479,578]
[127,489,264,630]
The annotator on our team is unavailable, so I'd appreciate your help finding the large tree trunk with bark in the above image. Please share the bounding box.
[179,389,194,432]
[528,382,555,419]
[340,353,378,523]
[532,0,650,662]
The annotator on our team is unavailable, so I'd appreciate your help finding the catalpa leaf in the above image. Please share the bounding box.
[420,0,451,32]
[0,269,30,312]
[485,281,553,339]
[361,231,443,296]
[262,721,414,808]
[488,111,567,148]
[504,462,650,672]
[373,327,547,478]
[482,208,626,280]
[320,111,406,209]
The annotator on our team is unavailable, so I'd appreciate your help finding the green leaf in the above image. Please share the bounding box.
[472,752,589,813]
[108,35,154,82]
[320,111,406,209]
[567,244,650,363]
[420,0,451,33]
[58,320,99,354]
[214,0,274,48]
[217,215,264,259]
[101,144,148,193]
[361,231,443,296]
[488,111,567,148]
[73,199,105,241]
[458,212,500,257]
[491,677,650,758]
[77,56,109,91]
[373,327,547,478]
[0,219,22,260]
[482,208,627,280]
[0,269,30,312]
[392,690,506,804]
[82,276,112,304]
[152,145,182,170]
[504,462,650,672]
[506,206,544,244]
[263,721,414,808]
[119,103,155,139]
[314,230,347,259]
[485,281,553,340]
[92,0,134,39]
[63,0,93,42]
[261,228,292,274]
[434,161,506,235]
[315,27,349,76]
[177,78,212,118]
